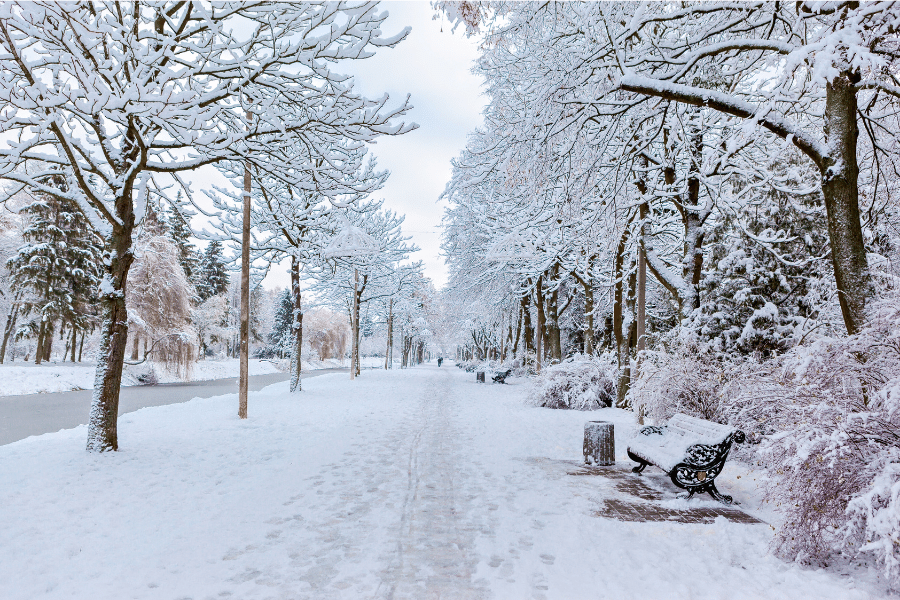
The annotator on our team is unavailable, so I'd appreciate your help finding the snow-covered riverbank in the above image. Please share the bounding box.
[0,357,386,396]
[0,365,884,599]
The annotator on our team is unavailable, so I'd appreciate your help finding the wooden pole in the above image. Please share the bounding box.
[385,298,392,370]
[350,269,358,380]
[238,111,251,419]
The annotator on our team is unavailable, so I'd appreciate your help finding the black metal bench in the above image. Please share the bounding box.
[627,413,745,504]
[492,369,512,384]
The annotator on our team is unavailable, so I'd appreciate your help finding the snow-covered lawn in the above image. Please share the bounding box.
[0,357,385,396]
[0,366,884,599]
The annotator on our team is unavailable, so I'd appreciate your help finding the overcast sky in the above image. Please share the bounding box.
[251,1,485,291]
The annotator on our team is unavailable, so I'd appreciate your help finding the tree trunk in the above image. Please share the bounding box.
[547,276,562,362]
[823,71,869,334]
[86,214,136,452]
[78,330,85,362]
[0,299,20,364]
[512,303,523,359]
[35,319,46,365]
[637,203,648,356]
[289,256,303,393]
[617,267,638,408]
[70,326,78,362]
[43,320,53,362]
[131,332,139,361]
[572,256,596,356]
[584,282,594,356]
[613,229,629,369]
[535,277,545,372]
[521,293,533,358]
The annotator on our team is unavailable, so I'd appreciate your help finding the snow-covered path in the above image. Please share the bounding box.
[0,366,881,599]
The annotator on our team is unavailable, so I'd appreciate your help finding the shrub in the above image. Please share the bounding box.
[631,344,731,424]
[733,293,900,588]
[529,355,616,410]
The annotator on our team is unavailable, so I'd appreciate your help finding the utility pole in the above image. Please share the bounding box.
[385,298,393,370]
[239,110,251,419]
[350,269,359,380]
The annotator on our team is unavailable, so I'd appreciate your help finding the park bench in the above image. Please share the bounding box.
[627,413,745,504]
[492,369,512,384]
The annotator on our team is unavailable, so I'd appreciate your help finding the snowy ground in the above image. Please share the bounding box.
[0,365,886,599]
[0,357,383,396]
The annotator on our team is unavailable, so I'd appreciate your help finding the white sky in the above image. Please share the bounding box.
[202,1,485,291]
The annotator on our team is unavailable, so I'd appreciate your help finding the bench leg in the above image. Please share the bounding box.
[706,481,735,505]
[627,450,649,474]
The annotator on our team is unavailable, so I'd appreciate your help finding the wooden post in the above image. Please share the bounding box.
[238,111,251,419]
[350,269,358,380]
[385,298,392,370]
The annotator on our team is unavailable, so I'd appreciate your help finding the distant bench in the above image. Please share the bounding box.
[627,413,745,504]
[492,369,512,384]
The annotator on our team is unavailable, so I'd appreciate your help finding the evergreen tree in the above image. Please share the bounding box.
[267,289,293,358]
[197,241,229,301]
[6,175,103,362]
[166,194,200,287]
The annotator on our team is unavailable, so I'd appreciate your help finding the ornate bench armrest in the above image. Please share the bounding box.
[683,429,743,468]
[638,425,666,436]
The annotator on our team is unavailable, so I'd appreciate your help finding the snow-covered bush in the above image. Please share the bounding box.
[529,355,616,410]
[731,294,900,587]
[631,344,731,424]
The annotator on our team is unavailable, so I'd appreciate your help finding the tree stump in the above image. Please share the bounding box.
[476,371,485,383]
[584,421,615,466]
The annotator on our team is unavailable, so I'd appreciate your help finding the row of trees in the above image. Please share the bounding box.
[437,1,900,585]
[439,1,899,383]
[0,2,418,450]
[0,2,435,450]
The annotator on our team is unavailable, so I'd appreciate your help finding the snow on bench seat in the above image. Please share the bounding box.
[627,413,745,504]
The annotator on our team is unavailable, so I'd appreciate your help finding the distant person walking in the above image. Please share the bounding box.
[437,357,443,367]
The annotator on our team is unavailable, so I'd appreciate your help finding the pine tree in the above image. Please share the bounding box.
[197,241,229,302]
[167,195,200,287]
[6,176,103,363]
[268,289,293,358]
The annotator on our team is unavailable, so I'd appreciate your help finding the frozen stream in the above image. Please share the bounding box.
[0,365,882,599]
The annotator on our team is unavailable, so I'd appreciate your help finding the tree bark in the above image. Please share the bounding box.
[535,277,545,372]
[546,270,562,362]
[70,325,78,362]
[0,298,20,364]
[78,330,85,362]
[613,229,629,369]
[823,71,869,334]
[637,204,648,356]
[512,303,523,359]
[131,332,139,361]
[43,320,53,362]
[617,267,638,408]
[289,256,303,393]
[572,255,596,356]
[520,293,533,358]
[34,319,46,365]
[86,209,136,452]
